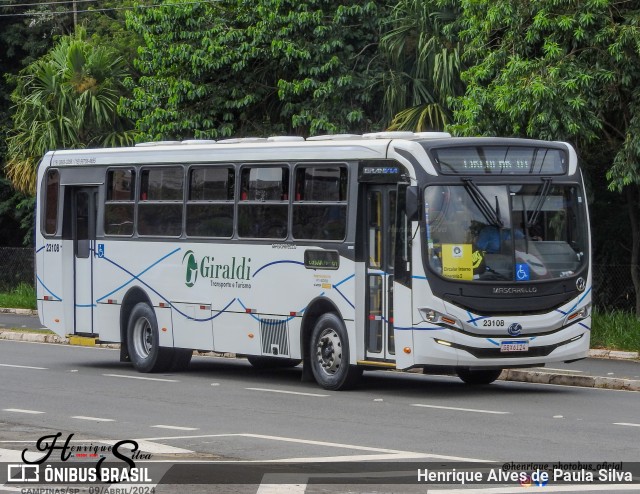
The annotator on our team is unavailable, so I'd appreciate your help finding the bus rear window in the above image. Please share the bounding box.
[44,169,60,235]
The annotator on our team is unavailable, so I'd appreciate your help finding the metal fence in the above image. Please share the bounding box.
[0,247,636,312]
[0,247,35,291]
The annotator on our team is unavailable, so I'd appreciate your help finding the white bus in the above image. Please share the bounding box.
[35,132,592,390]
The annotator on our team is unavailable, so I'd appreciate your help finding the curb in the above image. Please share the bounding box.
[0,307,38,316]
[1,328,638,392]
[500,369,640,392]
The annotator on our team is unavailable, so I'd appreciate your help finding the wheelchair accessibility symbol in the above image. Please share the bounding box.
[516,263,530,281]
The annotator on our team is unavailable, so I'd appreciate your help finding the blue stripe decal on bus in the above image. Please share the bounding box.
[333,274,355,288]
[98,253,238,322]
[36,245,45,253]
[96,248,181,302]
[487,338,500,346]
[466,311,478,326]
[236,298,304,324]
[75,304,96,308]
[411,275,427,280]
[567,287,591,314]
[579,322,591,330]
[332,286,355,309]
[467,314,490,325]
[252,260,305,277]
[36,275,62,301]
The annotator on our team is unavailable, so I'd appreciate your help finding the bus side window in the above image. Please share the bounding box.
[292,165,347,241]
[186,167,234,238]
[238,166,289,239]
[104,168,135,236]
[137,167,184,237]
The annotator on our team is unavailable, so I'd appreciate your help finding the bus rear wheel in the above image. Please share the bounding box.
[127,302,173,373]
[310,313,361,390]
[456,368,502,385]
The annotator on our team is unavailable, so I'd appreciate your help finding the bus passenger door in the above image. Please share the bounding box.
[365,185,396,362]
[72,187,98,334]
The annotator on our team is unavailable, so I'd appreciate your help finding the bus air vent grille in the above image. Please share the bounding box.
[260,319,290,357]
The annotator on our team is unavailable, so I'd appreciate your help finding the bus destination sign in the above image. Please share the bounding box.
[431,146,566,175]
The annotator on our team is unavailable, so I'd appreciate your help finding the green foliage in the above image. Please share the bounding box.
[0,283,36,310]
[453,0,640,192]
[121,0,388,140]
[591,310,640,352]
[5,28,136,194]
[380,0,464,131]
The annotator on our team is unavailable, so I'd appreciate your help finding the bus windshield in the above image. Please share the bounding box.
[424,182,588,281]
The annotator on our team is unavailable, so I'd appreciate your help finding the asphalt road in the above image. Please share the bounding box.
[1,312,639,381]
[1,339,638,462]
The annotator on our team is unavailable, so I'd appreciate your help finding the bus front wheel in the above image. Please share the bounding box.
[309,313,361,390]
[127,302,172,373]
[456,368,502,385]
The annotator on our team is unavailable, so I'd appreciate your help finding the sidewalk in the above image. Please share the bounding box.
[1,325,638,391]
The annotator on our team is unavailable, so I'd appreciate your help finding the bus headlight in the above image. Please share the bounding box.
[419,308,459,328]
[566,305,590,325]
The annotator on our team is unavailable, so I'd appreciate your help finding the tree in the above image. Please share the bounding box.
[453,0,640,316]
[379,0,464,131]
[5,28,135,195]
[121,0,388,140]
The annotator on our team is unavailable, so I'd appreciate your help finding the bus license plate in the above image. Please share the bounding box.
[500,340,529,353]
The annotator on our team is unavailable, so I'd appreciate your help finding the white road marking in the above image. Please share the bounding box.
[151,425,199,431]
[0,363,47,370]
[103,373,179,382]
[136,432,491,462]
[97,439,194,455]
[246,387,329,397]
[2,408,45,414]
[613,422,640,427]
[433,485,640,493]
[0,447,26,463]
[411,404,510,415]
[71,416,114,422]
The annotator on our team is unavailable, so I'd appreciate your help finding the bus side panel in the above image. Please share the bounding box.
[172,303,214,351]
[213,311,262,355]
[393,282,414,369]
[38,241,67,337]
[155,305,174,347]
[94,303,121,342]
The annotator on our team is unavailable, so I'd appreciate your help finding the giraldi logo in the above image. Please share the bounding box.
[182,250,252,288]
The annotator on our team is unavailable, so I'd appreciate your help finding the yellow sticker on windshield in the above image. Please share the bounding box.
[442,244,473,280]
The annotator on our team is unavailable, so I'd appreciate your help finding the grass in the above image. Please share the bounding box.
[591,309,640,353]
[0,284,637,352]
[0,283,36,310]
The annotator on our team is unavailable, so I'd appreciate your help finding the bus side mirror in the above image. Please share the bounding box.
[405,186,419,221]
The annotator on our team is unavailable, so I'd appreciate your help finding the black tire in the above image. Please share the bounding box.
[456,368,502,385]
[169,348,193,372]
[309,313,362,390]
[247,356,302,369]
[127,302,173,373]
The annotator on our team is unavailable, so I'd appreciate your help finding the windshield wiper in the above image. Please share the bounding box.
[527,178,552,227]
[462,178,503,228]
